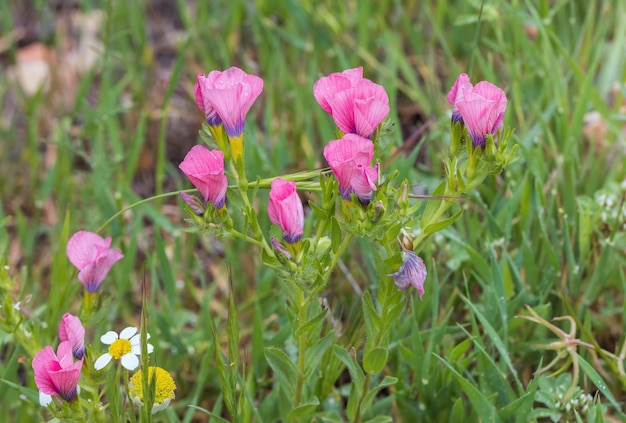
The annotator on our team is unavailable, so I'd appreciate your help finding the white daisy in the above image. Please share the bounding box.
[94,326,153,371]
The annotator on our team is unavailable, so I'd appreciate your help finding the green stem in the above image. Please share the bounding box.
[227,161,275,260]
[96,190,189,234]
[293,288,308,411]
[321,233,354,286]
[412,197,456,248]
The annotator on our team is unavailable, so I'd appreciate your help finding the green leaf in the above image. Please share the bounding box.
[448,338,471,365]
[577,354,625,417]
[295,307,327,338]
[187,405,232,423]
[364,416,393,423]
[360,376,398,415]
[287,396,320,420]
[305,331,334,377]
[461,295,522,390]
[332,345,364,388]
[449,397,465,423]
[422,208,464,235]
[346,380,360,421]
[420,181,446,229]
[309,201,328,220]
[436,355,499,422]
[227,285,239,387]
[498,382,538,422]
[261,246,281,269]
[0,379,38,403]
[363,347,388,375]
[362,291,382,351]
[264,347,299,398]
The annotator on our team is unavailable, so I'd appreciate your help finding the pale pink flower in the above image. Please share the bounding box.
[58,313,85,360]
[323,134,379,203]
[268,178,304,244]
[314,67,390,138]
[66,231,124,293]
[32,341,83,402]
[179,145,228,208]
[388,250,427,299]
[194,67,263,136]
[447,73,507,147]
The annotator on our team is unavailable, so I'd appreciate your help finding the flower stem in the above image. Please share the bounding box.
[353,373,372,423]
[227,161,276,260]
[293,288,308,410]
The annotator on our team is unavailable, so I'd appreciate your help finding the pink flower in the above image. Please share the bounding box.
[388,250,427,299]
[268,178,304,244]
[314,67,390,138]
[447,73,507,147]
[58,313,85,360]
[66,231,124,293]
[323,134,379,203]
[32,341,83,402]
[179,145,228,208]
[194,67,263,137]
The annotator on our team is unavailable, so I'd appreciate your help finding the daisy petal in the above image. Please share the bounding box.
[120,326,138,340]
[121,353,140,371]
[94,353,113,370]
[100,331,119,344]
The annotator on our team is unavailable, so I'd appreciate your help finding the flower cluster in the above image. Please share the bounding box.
[30,230,175,415]
[180,67,509,301]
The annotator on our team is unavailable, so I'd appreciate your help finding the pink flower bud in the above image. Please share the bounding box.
[314,67,390,138]
[66,231,124,293]
[268,178,304,244]
[194,67,263,136]
[32,341,83,402]
[179,145,228,209]
[58,313,85,360]
[323,134,379,203]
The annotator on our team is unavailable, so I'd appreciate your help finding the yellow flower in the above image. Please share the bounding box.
[129,366,176,414]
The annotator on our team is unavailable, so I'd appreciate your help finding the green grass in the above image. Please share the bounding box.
[1,0,626,422]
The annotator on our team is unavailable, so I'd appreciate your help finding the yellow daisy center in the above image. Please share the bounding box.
[109,338,132,359]
[129,366,176,405]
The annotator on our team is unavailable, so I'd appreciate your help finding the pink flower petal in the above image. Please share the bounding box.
[58,313,85,359]
[313,67,363,114]
[66,231,110,270]
[446,73,472,106]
